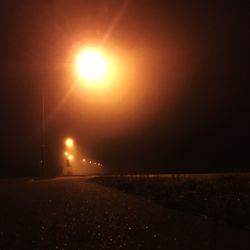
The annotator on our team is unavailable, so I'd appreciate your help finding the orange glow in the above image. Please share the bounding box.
[74,47,114,85]
[65,138,74,147]
[64,152,69,156]
[70,45,184,140]
[68,155,73,160]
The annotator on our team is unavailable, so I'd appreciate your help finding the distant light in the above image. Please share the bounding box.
[82,159,86,162]
[65,138,74,147]
[64,152,69,156]
[89,161,92,164]
[68,155,73,160]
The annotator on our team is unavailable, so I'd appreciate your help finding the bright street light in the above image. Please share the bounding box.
[74,47,115,85]
[65,138,74,148]
[75,49,107,81]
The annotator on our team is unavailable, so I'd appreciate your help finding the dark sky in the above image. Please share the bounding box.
[0,1,249,176]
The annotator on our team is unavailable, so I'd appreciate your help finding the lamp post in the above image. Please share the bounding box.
[41,84,46,174]
[40,46,113,176]
[64,138,74,175]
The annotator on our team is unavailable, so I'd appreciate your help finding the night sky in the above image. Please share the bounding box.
[0,1,249,176]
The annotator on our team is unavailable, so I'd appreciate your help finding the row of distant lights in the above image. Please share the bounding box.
[64,138,103,166]
[82,158,103,167]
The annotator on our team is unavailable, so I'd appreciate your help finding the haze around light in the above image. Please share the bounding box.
[74,48,113,86]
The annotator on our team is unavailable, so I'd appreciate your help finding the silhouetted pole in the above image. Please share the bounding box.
[41,85,45,174]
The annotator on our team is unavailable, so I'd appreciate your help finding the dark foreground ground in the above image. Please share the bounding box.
[91,173,250,230]
[0,176,249,250]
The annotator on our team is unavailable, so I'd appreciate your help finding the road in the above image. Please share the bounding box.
[0,177,249,250]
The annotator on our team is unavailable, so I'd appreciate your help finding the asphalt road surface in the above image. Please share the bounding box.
[0,177,249,250]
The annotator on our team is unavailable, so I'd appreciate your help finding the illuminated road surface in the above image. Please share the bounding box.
[0,177,249,250]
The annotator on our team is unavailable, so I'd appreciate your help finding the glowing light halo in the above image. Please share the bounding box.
[75,47,111,84]
[65,138,74,148]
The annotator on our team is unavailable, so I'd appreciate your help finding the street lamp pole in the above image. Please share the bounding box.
[41,84,45,173]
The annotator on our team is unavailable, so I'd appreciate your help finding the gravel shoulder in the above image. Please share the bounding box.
[0,177,249,250]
